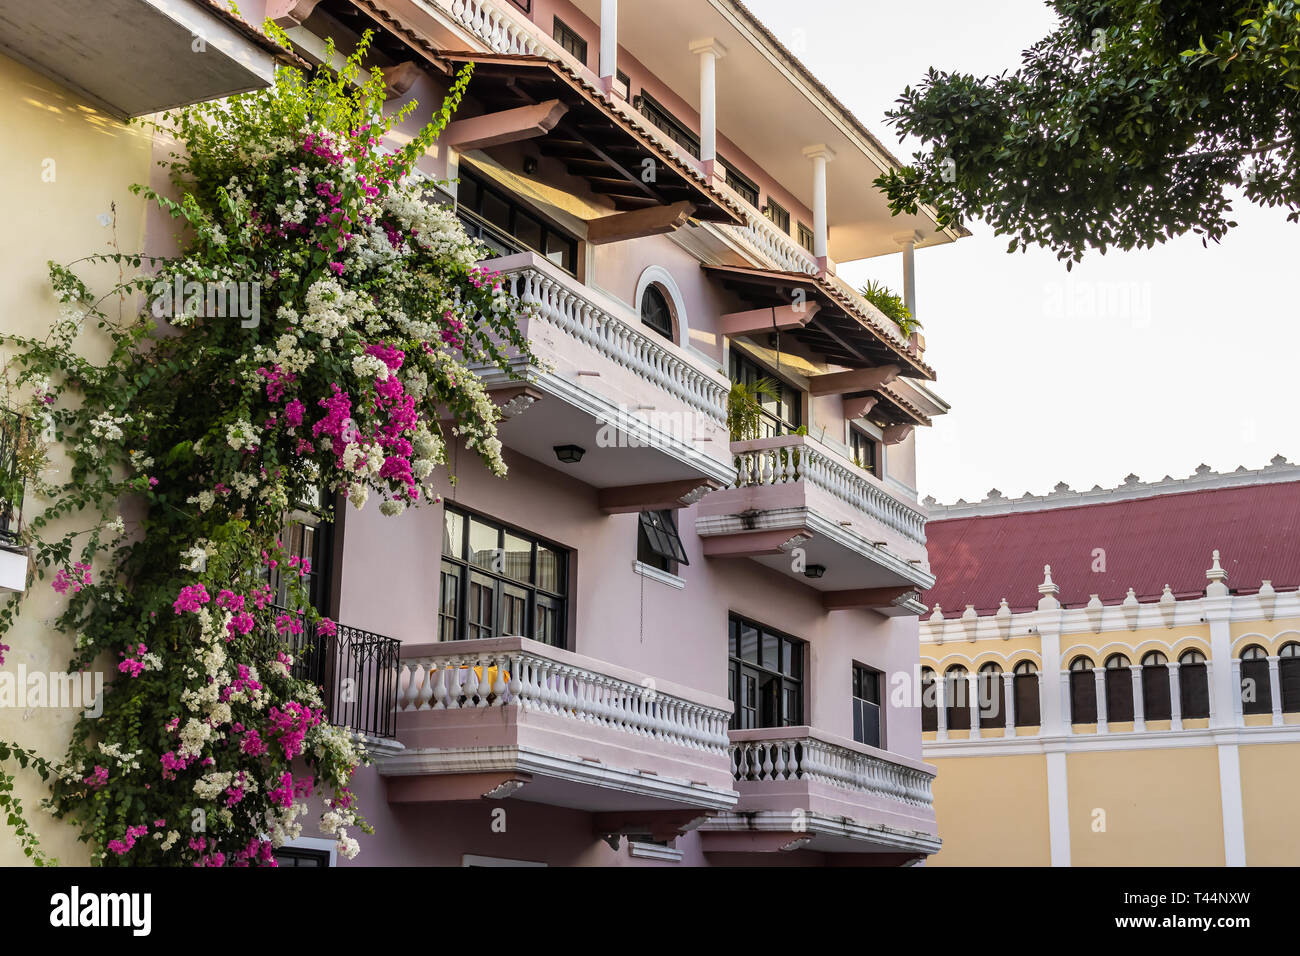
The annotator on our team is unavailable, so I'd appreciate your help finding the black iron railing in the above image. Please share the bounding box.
[265,607,401,739]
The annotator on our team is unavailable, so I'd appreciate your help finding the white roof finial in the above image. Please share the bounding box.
[1038,564,1058,595]
[1206,549,1229,596]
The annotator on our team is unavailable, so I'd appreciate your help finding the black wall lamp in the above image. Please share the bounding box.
[553,444,586,464]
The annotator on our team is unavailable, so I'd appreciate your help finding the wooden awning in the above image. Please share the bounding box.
[702,264,935,380]
[437,52,744,225]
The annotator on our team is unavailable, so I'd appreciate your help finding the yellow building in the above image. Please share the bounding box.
[918,459,1300,866]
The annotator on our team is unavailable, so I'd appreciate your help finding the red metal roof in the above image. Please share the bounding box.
[924,481,1300,615]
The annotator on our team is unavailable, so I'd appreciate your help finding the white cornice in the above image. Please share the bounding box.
[925,722,1300,759]
[923,456,1300,518]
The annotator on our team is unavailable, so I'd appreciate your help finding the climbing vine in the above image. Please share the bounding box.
[0,31,533,865]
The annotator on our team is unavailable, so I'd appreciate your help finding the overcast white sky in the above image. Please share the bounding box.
[745,0,1300,505]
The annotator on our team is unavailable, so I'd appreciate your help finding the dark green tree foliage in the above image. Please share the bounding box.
[876,1,1300,264]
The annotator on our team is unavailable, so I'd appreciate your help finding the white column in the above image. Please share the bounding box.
[1093,667,1108,733]
[893,231,918,320]
[689,39,726,165]
[1045,748,1072,867]
[967,674,981,739]
[1168,662,1183,731]
[1268,656,1283,726]
[935,675,947,741]
[1217,744,1248,866]
[1130,665,1145,731]
[802,144,836,270]
[1002,672,1016,736]
[599,0,619,87]
[1230,658,1243,724]
[1059,671,1073,734]
[1205,596,1236,729]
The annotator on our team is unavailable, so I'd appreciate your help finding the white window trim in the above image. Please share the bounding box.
[633,560,686,589]
[634,265,689,349]
[279,836,338,867]
[628,840,683,862]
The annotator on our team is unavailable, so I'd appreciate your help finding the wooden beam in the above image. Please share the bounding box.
[719,302,820,338]
[586,202,695,244]
[597,478,721,513]
[822,587,918,611]
[882,423,915,445]
[842,395,879,420]
[381,61,425,101]
[807,364,901,397]
[443,100,570,151]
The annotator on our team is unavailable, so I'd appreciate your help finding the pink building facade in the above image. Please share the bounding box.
[5,0,963,866]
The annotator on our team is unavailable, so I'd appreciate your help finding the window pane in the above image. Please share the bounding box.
[469,519,499,570]
[739,624,759,663]
[536,545,562,594]
[439,562,461,642]
[502,532,532,584]
[761,631,779,671]
[467,573,495,640]
[481,190,511,231]
[499,583,528,637]
[514,212,543,253]
[544,232,573,271]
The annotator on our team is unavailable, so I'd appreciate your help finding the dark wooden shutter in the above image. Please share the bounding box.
[1014,674,1041,726]
[1070,671,1097,724]
[1179,663,1210,719]
[1141,665,1172,721]
[1241,659,1272,714]
[1280,658,1300,713]
[1105,668,1135,722]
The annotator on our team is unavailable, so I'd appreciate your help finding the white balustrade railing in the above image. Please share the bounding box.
[731,435,927,545]
[397,643,731,755]
[496,260,730,424]
[441,0,541,55]
[731,732,934,808]
[719,212,820,276]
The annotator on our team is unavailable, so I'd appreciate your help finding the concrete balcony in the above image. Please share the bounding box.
[377,638,738,837]
[480,252,734,509]
[694,434,933,614]
[698,728,939,859]
[0,0,291,119]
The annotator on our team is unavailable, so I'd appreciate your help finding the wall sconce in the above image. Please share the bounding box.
[523,155,539,175]
[804,564,826,579]
[553,444,586,464]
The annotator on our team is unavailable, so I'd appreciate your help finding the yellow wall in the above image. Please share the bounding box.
[0,52,154,866]
[927,754,1051,866]
[1066,747,1224,866]
[1241,742,1300,865]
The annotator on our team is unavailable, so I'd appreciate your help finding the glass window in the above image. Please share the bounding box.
[727,615,803,729]
[440,505,568,647]
[553,18,588,66]
[729,351,803,438]
[1241,644,1272,715]
[945,666,970,730]
[978,663,1003,729]
[1280,643,1300,713]
[797,222,815,252]
[640,285,674,341]
[1013,660,1040,726]
[852,664,882,748]
[457,169,579,275]
[634,91,700,158]
[1104,653,1134,722]
[637,509,688,572]
[1069,656,1097,724]
[764,198,790,234]
[723,162,760,207]
[850,428,880,477]
[920,668,938,732]
[1141,651,1172,721]
[1178,649,1210,718]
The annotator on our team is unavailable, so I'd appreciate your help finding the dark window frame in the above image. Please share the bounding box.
[639,284,675,341]
[764,197,791,234]
[920,668,938,732]
[728,615,804,730]
[273,847,332,867]
[1178,650,1211,719]
[637,509,688,573]
[729,351,803,438]
[722,161,760,208]
[1280,643,1300,713]
[457,168,579,275]
[978,663,1004,729]
[849,427,880,477]
[852,663,883,748]
[1104,653,1135,722]
[1013,660,1040,727]
[944,665,970,731]
[1140,651,1173,721]
[797,221,815,252]
[1069,656,1097,724]
[552,17,588,66]
[441,504,569,649]
[634,90,701,158]
[1241,644,1272,715]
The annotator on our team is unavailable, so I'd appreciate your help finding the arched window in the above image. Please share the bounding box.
[1280,643,1300,713]
[978,663,1003,729]
[945,665,971,731]
[639,285,674,342]
[1013,660,1041,727]
[1105,653,1134,722]
[1069,656,1097,724]
[1178,649,1210,718]
[1141,650,1172,721]
[920,667,937,732]
[1240,644,1272,715]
